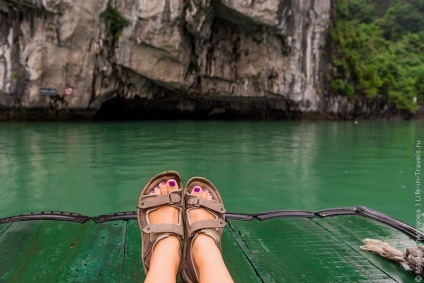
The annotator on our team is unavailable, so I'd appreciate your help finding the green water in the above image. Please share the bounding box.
[0,121,422,226]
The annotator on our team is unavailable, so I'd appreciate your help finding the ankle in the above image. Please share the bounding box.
[149,236,181,272]
[192,234,219,264]
[155,235,180,256]
[193,233,215,249]
[191,234,234,283]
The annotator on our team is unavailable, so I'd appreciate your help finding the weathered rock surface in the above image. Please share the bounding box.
[0,0,354,120]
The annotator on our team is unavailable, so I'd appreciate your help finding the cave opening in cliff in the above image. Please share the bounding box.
[92,96,293,121]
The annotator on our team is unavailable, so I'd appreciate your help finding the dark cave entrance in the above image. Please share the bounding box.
[92,96,295,121]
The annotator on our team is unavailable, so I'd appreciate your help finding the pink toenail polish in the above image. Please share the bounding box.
[150,191,155,194]
[169,180,176,187]
[160,182,165,186]
[193,187,201,193]
[155,185,160,189]
[203,189,208,192]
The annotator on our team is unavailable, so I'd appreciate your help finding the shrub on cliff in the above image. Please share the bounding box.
[100,5,130,39]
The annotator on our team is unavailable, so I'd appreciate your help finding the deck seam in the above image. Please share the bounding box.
[226,220,276,283]
[121,220,129,283]
[311,217,400,283]
[0,223,12,237]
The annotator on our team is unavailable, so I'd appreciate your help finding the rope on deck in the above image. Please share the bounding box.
[360,238,424,275]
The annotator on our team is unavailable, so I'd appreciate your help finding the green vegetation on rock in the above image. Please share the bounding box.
[330,0,424,111]
[100,5,130,39]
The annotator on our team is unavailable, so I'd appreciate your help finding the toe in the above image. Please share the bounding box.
[154,186,161,195]
[159,181,167,195]
[207,193,212,200]
[201,189,209,199]
[148,185,160,195]
[166,179,178,192]
[191,185,203,196]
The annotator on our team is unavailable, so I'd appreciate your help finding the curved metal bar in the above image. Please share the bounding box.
[255,210,314,220]
[0,211,90,224]
[314,206,424,241]
[93,211,137,223]
[93,211,254,222]
[357,206,424,241]
[315,207,359,217]
[2,207,422,241]
[225,213,254,221]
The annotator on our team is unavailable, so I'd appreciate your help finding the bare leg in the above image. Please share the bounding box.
[189,187,234,283]
[144,236,180,283]
[144,180,181,283]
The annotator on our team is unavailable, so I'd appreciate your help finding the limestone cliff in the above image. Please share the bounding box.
[0,0,335,120]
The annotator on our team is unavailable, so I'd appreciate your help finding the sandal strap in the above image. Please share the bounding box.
[138,191,182,209]
[188,219,226,236]
[142,223,184,236]
[185,194,226,213]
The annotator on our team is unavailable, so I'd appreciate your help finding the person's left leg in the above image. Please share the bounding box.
[188,186,234,283]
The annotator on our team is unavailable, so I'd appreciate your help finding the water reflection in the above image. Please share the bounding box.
[0,121,421,225]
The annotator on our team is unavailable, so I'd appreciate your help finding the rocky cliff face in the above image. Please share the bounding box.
[0,0,334,120]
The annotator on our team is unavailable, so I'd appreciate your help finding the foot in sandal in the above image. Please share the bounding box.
[137,171,184,283]
[148,179,180,227]
[182,177,235,283]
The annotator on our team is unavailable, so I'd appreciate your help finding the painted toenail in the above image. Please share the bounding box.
[160,182,165,185]
[169,180,176,187]
[194,187,201,192]
[150,191,155,194]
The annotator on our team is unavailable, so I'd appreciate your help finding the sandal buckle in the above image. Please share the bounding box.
[168,194,174,204]
[192,198,200,207]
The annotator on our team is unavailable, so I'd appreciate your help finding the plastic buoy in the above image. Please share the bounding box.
[64,87,73,96]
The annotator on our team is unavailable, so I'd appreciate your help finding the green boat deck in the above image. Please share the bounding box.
[0,208,420,282]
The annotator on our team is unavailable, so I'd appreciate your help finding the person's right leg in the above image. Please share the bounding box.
[144,180,181,283]
[144,236,180,283]
[189,187,234,283]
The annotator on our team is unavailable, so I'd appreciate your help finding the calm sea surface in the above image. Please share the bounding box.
[0,121,422,226]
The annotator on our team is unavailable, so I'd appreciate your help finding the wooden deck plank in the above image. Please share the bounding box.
[314,215,417,283]
[0,222,28,281]
[0,221,93,282]
[0,223,11,236]
[0,220,127,282]
[58,220,127,282]
[122,220,145,282]
[221,224,262,282]
[229,218,395,283]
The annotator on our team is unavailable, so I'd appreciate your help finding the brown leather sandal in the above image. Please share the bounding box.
[181,177,227,283]
[137,171,184,274]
